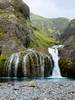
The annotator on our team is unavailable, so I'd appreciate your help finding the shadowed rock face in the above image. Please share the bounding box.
[59,47,75,78]
[60,19,75,48]
[0,0,33,54]
[1,49,53,77]
[59,19,75,78]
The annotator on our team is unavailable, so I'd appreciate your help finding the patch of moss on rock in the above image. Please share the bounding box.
[0,55,7,77]
[29,28,58,48]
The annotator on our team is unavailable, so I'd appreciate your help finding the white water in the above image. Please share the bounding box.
[8,53,19,77]
[8,54,15,77]
[48,45,63,78]
[14,53,19,77]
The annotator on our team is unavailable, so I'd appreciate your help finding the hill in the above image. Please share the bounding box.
[0,0,57,55]
[30,13,69,37]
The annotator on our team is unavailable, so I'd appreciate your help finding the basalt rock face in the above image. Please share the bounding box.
[1,49,53,77]
[10,0,30,19]
[59,47,75,78]
[0,0,33,55]
[59,19,75,78]
[60,19,75,48]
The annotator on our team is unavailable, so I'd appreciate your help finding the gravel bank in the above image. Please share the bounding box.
[0,78,75,100]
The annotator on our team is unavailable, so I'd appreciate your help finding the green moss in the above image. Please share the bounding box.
[0,32,4,38]
[0,55,7,67]
[30,29,58,48]
[0,55,7,76]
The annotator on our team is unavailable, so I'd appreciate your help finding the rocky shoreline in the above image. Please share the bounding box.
[0,79,75,100]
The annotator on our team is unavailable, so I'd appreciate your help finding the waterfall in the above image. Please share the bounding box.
[14,53,19,77]
[5,49,53,78]
[23,53,30,76]
[7,53,19,77]
[48,45,63,78]
[8,54,15,77]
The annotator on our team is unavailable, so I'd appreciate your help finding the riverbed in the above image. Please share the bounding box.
[0,78,75,100]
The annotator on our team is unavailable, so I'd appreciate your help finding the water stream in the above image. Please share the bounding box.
[48,45,63,78]
[5,45,64,78]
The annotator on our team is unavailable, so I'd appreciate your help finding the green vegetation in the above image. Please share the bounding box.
[30,28,59,48]
[31,13,69,36]
[0,55,7,76]
[0,55,6,67]
[0,32,4,38]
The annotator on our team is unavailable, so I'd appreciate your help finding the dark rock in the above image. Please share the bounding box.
[59,47,75,78]
[60,19,75,48]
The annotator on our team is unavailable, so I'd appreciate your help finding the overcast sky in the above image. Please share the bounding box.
[23,0,75,19]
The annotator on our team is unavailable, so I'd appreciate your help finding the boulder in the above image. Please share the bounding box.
[59,47,75,78]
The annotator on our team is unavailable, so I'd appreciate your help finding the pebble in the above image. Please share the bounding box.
[0,79,75,100]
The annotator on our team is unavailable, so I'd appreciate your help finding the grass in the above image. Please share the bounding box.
[30,29,58,48]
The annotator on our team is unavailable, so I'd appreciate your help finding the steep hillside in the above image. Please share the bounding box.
[0,0,58,55]
[59,19,75,77]
[30,27,58,48]
[60,19,75,48]
[31,13,69,36]
[0,0,33,55]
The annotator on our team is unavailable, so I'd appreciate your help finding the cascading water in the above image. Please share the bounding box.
[9,53,19,77]
[5,49,51,78]
[48,45,63,78]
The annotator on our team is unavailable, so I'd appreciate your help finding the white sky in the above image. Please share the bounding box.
[23,0,75,19]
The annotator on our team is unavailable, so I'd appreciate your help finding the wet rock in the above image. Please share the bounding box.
[59,47,75,78]
[5,49,53,77]
[33,97,40,100]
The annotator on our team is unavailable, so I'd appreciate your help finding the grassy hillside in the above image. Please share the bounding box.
[31,13,69,36]
[29,26,59,48]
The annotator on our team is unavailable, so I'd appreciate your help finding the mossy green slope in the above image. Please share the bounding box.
[31,13,69,35]
[30,28,58,48]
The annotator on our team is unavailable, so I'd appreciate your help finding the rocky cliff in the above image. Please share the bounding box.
[59,48,75,78]
[59,19,75,78]
[60,19,75,48]
[0,0,57,55]
[0,0,33,55]
[59,19,75,77]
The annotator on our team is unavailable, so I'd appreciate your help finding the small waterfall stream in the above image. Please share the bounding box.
[8,53,19,77]
[48,45,63,78]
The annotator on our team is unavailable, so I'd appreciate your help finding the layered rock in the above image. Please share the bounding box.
[0,0,33,55]
[1,49,53,77]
